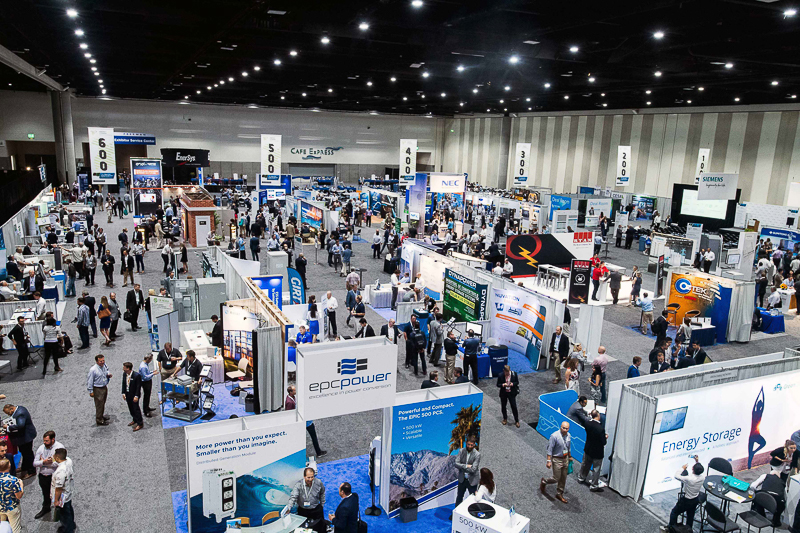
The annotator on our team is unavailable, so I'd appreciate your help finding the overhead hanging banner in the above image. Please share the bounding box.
[513,142,532,187]
[114,132,156,145]
[429,172,465,193]
[399,139,417,186]
[260,134,282,185]
[568,259,592,305]
[616,145,631,187]
[130,158,163,218]
[88,127,117,184]
[286,267,305,305]
[160,148,209,167]
[694,148,711,184]
[490,287,546,365]
[443,268,488,323]
[697,173,739,201]
[300,201,322,229]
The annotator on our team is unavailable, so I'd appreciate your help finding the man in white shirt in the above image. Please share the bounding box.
[324,291,338,338]
[492,262,504,276]
[666,456,705,530]
[33,292,47,320]
[32,430,63,520]
[51,448,75,533]
[390,269,400,310]
[414,273,426,292]
[503,258,514,277]
[0,282,18,302]
[703,249,715,273]
[766,287,782,309]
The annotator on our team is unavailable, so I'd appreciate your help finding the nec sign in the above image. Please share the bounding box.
[430,173,466,193]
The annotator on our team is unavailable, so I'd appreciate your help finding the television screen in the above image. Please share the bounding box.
[653,406,688,435]
[680,189,728,220]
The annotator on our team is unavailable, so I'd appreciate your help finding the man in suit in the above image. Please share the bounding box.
[379,318,400,344]
[428,313,444,366]
[454,367,470,384]
[566,396,592,427]
[126,283,145,331]
[650,352,670,374]
[3,403,37,479]
[497,365,520,427]
[8,316,30,371]
[295,254,308,290]
[604,269,623,304]
[421,370,440,389]
[443,330,459,383]
[208,314,223,348]
[82,290,98,338]
[121,362,143,431]
[329,482,359,533]
[354,318,375,338]
[453,436,480,512]
[578,410,607,492]
[652,310,669,349]
[549,326,570,384]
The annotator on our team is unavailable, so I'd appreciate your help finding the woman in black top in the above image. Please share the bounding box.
[769,440,799,482]
[180,243,188,274]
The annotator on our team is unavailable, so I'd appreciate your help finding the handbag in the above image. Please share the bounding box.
[98,308,111,319]
[357,509,368,533]
[123,310,132,322]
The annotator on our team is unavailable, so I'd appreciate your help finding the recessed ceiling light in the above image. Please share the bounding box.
[403,96,408,101]
[412,0,423,7]
[654,71,662,77]
[196,90,201,94]
[544,83,551,88]
[486,108,491,112]
[390,76,397,82]
[503,108,507,111]
[74,29,84,36]
[214,84,218,87]
[242,71,248,77]
[528,107,532,110]
[253,66,261,71]
[421,94,426,98]
[367,81,373,86]
[460,102,464,106]
[687,100,692,104]
[79,43,88,49]
[588,77,595,83]
[441,92,446,97]
[525,97,531,102]
[792,95,798,99]
[280,96,285,100]
[67,9,78,18]
[302,92,307,97]
[359,22,369,31]
[698,86,704,91]
[273,59,281,66]
[101,89,106,94]
[473,88,478,93]
[457,65,465,72]
[90,59,96,63]
[564,95,569,99]
[97,79,102,83]
[184,95,189,99]
[734,97,740,102]
[220,80,225,85]
[93,72,99,76]
[229,77,234,81]
[91,67,97,71]
[601,93,605,96]
[422,72,429,78]
[725,62,733,69]
[647,101,652,105]
[653,31,665,39]
[99,84,103,88]
[207,86,212,90]
[646,89,652,94]
[289,50,298,56]
[84,53,91,58]
[321,36,330,44]
[509,55,519,64]
[784,8,797,16]
[328,88,333,92]
[771,80,779,85]
[602,103,608,107]
[569,46,579,53]
[499,99,504,104]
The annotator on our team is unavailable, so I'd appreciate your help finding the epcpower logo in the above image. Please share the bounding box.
[307,356,393,396]
[337,358,367,375]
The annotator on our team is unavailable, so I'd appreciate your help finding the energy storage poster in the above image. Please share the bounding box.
[388,392,483,517]
[185,417,306,532]
[642,370,800,496]
[443,268,488,323]
[490,288,546,366]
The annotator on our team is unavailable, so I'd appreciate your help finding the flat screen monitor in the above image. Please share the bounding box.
[653,406,688,435]
[680,189,728,219]
[726,253,740,265]
[466,322,483,337]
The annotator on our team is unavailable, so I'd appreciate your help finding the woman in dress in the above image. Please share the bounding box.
[180,242,189,274]
[629,271,642,306]
[564,358,581,393]
[475,468,497,503]
[306,302,320,343]
[98,295,113,346]
[589,362,602,402]
[41,316,64,375]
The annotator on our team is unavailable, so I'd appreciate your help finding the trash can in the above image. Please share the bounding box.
[398,497,418,523]
[214,196,221,207]
[244,393,255,413]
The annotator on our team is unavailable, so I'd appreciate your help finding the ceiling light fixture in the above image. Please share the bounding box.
[412,0,423,7]
[601,93,605,96]
[84,53,91,58]
[93,72,99,76]
[390,77,397,82]
[367,81,373,86]
[509,55,519,64]
[525,97,531,102]
[654,71,662,77]
[102,89,106,95]
[646,89,652,94]
[184,95,189,99]
[97,79,102,83]
[504,86,511,91]
[647,101,652,105]
[440,92,446,97]
[569,46,579,53]
[280,96,285,100]
[653,31,665,39]
[79,43,88,49]
[499,99,504,103]
[725,62,733,69]
[687,100,692,104]
[422,72,429,78]
[403,96,408,101]
[229,77,234,81]
[457,65,465,72]
[302,93,307,97]
[253,66,261,71]
[460,102,464,106]
[90,59,96,63]
[528,107,532,111]
[74,29,84,36]
[698,86,704,91]
[289,50,298,56]
[791,95,798,99]
[273,59,281,65]
[242,71,248,76]
[602,103,608,107]
[734,97,740,102]
[328,88,333,92]
[784,8,797,16]
[544,83,551,88]
[220,80,225,85]
[359,22,369,31]
[207,86,212,90]
[99,84,103,88]
[564,95,569,99]
[421,94,425,98]
[588,77,595,83]
[67,9,78,18]
[771,80,779,85]
[196,90,201,94]
[91,67,97,71]
[321,36,330,44]
[214,84,218,87]
[473,88,478,93]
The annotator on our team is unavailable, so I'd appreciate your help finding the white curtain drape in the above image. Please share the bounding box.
[256,325,284,412]
[608,386,658,498]
[727,281,756,342]
[211,247,261,300]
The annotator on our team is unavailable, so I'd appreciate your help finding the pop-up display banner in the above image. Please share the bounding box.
[131,158,163,218]
[300,201,322,229]
[505,233,593,276]
[667,271,732,343]
[184,411,306,532]
[490,287,546,366]
[380,384,483,517]
[443,268,488,322]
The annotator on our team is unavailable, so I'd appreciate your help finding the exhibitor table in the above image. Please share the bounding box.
[689,323,717,347]
[703,475,754,515]
[223,513,306,532]
[364,285,393,308]
[755,307,786,334]
[452,496,530,533]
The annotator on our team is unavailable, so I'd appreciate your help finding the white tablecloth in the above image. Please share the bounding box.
[365,286,394,308]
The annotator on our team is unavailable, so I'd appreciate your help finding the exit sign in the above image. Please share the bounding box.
[27,133,35,139]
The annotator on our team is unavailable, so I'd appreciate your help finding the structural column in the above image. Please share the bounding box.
[49,89,77,186]
[496,116,513,189]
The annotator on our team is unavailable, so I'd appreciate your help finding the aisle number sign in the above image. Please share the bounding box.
[513,142,531,187]
[694,148,711,184]
[88,127,117,184]
[260,134,281,185]
[616,145,631,187]
[399,139,417,186]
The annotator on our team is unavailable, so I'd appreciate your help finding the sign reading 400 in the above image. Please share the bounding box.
[88,127,117,185]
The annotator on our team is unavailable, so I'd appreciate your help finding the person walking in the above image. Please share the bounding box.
[97,296,113,346]
[51,448,75,533]
[108,292,120,340]
[121,362,143,431]
[549,326,570,384]
[2,404,36,480]
[126,283,145,331]
[87,354,112,426]
[139,354,157,418]
[161,241,172,273]
[64,258,76,297]
[497,365,520,427]
[85,250,97,286]
[41,317,64,375]
[120,249,134,287]
[540,421,573,504]
[443,330,459,384]
[453,436,481,512]
[578,410,607,492]
[428,313,444,367]
[32,430,63,520]
[7,316,29,372]
[76,297,91,349]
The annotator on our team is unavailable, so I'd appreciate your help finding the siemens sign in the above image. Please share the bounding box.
[429,172,466,193]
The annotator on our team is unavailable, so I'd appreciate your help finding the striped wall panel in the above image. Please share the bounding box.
[444,111,800,203]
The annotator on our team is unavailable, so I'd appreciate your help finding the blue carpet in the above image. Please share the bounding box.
[370,306,396,322]
[159,384,249,429]
[171,455,454,533]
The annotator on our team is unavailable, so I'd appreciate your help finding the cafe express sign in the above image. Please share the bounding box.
[289,146,344,159]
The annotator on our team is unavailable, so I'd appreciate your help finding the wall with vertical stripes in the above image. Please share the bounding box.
[443,108,800,205]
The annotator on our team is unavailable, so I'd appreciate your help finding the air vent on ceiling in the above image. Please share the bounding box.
[409,63,423,68]
[523,40,540,45]
[267,9,287,14]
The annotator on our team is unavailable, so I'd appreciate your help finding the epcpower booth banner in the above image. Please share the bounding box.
[505,233,593,276]
[130,158,163,217]
[490,288,546,365]
[568,259,592,304]
[185,413,306,532]
[299,201,322,229]
[386,391,483,517]
[443,268,488,323]
[250,276,283,310]
[642,370,800,496]
[88,127,117,184]
[667,272,731,343]
[260,134,282,185]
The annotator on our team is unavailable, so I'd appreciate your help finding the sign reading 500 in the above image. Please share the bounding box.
[261,134,282,184]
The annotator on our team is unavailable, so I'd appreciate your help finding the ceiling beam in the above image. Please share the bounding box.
[0,43,64,92]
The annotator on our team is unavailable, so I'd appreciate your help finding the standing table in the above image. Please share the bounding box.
[452,496,530,533]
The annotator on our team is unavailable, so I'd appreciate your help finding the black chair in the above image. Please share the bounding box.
[703,501,741,532]
[709,458,734,476]
[736,493,777,533]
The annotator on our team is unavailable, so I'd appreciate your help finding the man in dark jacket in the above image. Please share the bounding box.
[354,318,375,338]
[3,403,37,478]
[652,310,669,349]
[295,254,308,290]
[379,319,399,344]
[83,290,98,338]
[421,370,440,389]
[578,410,607,491]
[328,483,359,533]
[605,270,623,304]
[443,330,459,384]
[624,226,636,249]
[121,362,143,431]
[126,283,145,331]
[497,365,520,427]
[549,326,570,384]
[209,314,223,348]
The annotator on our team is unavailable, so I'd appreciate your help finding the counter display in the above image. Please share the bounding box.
[451,497,529,533]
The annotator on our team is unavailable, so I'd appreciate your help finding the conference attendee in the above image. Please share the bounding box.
[379,318,399,344]
[324,291,338,338]
[86,354,112,426]
[689,340,709,365]
[7,316,29,372]
[296,325,312,344]
[328,482,359,533]
[462,330,481,385]
[549,326,570,384]
[769,440,799,482]
[767,286,782,309]
[627,356,642,378]
[428,313,444,366]
[675,348,696,369]
[540,421,573,503]
[578,410,607,492]
[650,352,670,374]
[703,248,715,273]
[604,269,623,304]
[0,459,22,531]
[566,396,591,427]
[139,354,157,418]
[32,430,63,520]
[497,365,520,427]
[125,283,145,331]
[421,370,440,389]
[121,362,143,432]
[306,302,320,342]
[590,261,605,301]
[402,315,421,368]
[629,271,642,306]
[454,436,481,511]
[107,292,121,340]
[2,404,36,479]
[453,367,469,384]
[390,269,400,310]
[207,314,223,349]
[750,468,788,528]
[0,442,15,477]
[50,447,75,533]
[282,468,327,533]
[295,253,308,290]
[624,225,636,249]
[636,292,654,334]
[668,456,705,529]
[652,310,669,349]
[474,468,497,503]
[350,295,366,325]
[285,386,327,458]
[354,318,375,338]
[157,342,182,381]
[443,330,459,384]
[757,274,769,307]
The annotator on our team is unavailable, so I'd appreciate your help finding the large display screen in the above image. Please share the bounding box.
[679,189,728,220]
